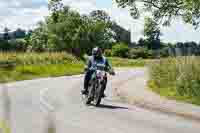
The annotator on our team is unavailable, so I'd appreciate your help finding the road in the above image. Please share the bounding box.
[0,68,199,133]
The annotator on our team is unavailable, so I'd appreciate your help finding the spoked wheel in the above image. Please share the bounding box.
[94,95,102,106]
[85,84,94,105]
[94,84,103,107]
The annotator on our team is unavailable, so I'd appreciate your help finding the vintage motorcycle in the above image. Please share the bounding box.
[83,63,114,106]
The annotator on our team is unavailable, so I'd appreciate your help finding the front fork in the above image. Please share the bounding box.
[91,74,107,99]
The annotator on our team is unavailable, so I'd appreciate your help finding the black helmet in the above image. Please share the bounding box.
[92,47,102,58]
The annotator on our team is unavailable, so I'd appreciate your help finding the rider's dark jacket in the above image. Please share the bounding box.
[84,56,112,90]
[86,56,112,71]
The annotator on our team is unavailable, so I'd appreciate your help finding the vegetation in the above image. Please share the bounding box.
[144,17,161,41]
[0,63,83,83]
[149,57,200,105]
[108,57,148,67]
[115,0,200,28]
[128,48,152,59]
[0,52,80,66]
[0,1,200,110]
[111,43,129,58]
[0,0,200,59]
[0,52,84,83]
[26,0,115,56]
[0,52,147,83]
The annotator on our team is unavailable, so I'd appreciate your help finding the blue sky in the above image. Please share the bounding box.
[96,0,112,8]
[0,0,200,43]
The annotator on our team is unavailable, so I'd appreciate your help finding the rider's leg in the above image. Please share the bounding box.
[82,70,93,94]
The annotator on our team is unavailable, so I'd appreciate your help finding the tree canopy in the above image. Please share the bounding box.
[144,17,161,41]
[115,0,200,28]
[29,1,115,56]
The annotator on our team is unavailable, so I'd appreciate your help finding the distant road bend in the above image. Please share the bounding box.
[0,68,199,133]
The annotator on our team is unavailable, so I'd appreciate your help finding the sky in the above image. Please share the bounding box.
[0,0,200,43]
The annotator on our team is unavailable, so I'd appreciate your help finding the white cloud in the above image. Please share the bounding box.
[0,0,48,32]
[1,0,47,9]
[62,0,97,15]
[105,2,144,42]
[161,19,200,43]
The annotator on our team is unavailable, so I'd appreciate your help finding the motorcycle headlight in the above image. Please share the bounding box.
[96,71,106,79]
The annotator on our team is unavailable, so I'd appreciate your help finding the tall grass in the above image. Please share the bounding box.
[149,56,200,105]
[108,57,149,67]
[0,52,80,66]
[0,52,84,83]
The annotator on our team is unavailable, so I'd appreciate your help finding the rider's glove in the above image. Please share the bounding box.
[109,69,115,75]
[84,66,88,72]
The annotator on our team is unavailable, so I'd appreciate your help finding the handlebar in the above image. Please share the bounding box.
[85,68,115,76]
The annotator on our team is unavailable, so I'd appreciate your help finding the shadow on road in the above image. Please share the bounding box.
[97,104,129,110]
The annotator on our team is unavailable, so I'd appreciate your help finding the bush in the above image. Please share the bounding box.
[128,48,151,59]
[0,52,81,66]
[9,39,28,51]
[160,47,169,57]
[0,39,27,51]
[108,57,147,67]
[112,43,129,58]
[104,49,112,57]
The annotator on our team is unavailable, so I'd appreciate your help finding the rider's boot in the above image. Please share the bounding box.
[81,88,88,95]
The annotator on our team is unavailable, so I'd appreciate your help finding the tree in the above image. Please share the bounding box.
[115,0,200,28]
[29,22,49,52]
[137,38,148,47]
[29,3,116,56]
[89,10,111,24]
[47,7,89,56]
[14,28,26,38]
[143,17,162,49]
[144,17,161,41]
[112,43,129,58]
[111,22,131,44]
[24,30,33,48]
[89,10,115,49]
[3,27,10,40]
[48,0,63,23]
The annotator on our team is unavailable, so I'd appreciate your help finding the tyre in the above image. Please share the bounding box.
[94,97,101,107]
[85,97,92,105]
[94,84,103,106]
[85,83,94,105]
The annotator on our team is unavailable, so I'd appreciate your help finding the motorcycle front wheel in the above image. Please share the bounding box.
[94,83,104,106]
[85,84,94,105]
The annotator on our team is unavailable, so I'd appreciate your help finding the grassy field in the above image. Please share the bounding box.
[148,56,200,105]
[108,57,149,67]
[0,63,84,83]
[0,52,147,83]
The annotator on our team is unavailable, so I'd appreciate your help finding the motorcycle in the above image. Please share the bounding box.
[83,63,115,106]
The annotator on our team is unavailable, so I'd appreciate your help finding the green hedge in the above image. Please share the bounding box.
[112,43,129,58]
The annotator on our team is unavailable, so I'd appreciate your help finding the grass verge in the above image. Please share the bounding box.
[0,63,84,83]
[148,57,200,106]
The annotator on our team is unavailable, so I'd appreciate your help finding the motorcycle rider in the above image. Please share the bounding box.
[81,47,115,96]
